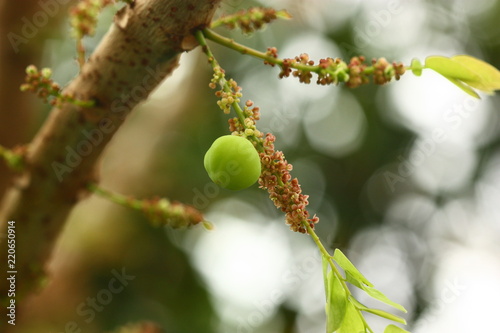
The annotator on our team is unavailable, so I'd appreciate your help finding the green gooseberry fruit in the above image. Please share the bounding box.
[204,135,261,190]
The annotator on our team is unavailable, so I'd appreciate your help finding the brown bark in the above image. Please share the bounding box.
[0,0,221,324]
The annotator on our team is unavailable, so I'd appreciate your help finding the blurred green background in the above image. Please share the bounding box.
[2,0,500,332]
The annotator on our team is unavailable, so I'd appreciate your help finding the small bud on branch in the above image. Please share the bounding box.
[88,184,205,228]
[211,7,292,34]
[20,65,94,107]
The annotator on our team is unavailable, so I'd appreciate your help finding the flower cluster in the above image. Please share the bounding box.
[373,57,406,84]
[209,65,244,115]
[228,100,262,139]
[264,47,279,66]
[290,53,314,83]
[345,56,369,88]
[317,57,350,85]
[20,65,94,107]
[278,54,348,85]
[278,54,351,85]
[211,7,291,34]
[347,57,406,87]
[70,0,114,39]
[142,198,205,229]
[216,79,242,114]
[20,65,61,104]
[259,133,319,233]
[270,52,406,88]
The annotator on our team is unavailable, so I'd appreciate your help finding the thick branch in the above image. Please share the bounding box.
[0,0,221,314]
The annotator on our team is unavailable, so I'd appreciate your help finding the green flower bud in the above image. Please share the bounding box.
[25,65,37,75]
[41,68,52,79]
[204,135,261,190]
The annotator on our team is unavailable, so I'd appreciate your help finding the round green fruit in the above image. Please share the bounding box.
[204,135,261,190]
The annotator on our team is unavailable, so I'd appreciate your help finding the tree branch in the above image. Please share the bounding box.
[0,0,221,317]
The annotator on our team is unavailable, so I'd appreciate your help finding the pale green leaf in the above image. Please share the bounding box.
[423,55,500,97]
[326,270,347,333]
[350,297,407,325]
[334,250,406,313]
[384,324,411,333]
[364,308,406,325]
[360,285,407,313]
[337,299,366,333]
[345,271,363,289]
[446,77,480,98]
[425,56,481,82]
[333,249,373,287]
[451,55,500,93]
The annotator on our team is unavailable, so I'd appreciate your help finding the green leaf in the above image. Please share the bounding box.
[451,55,500,93]
[365,308,406,325]
[332,250,406,314]
[350,297,407,325]
[360,285,407,313]
[326,270,347,333]
[333,249,373,287]
[337,299,366,333]
[425,56,481,82]
[345,271,363,289]
[384,324,411,333]
[446,77,480,98]
[423,55,500,98]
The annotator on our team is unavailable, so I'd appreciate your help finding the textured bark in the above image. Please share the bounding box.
[0,0,221,319]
